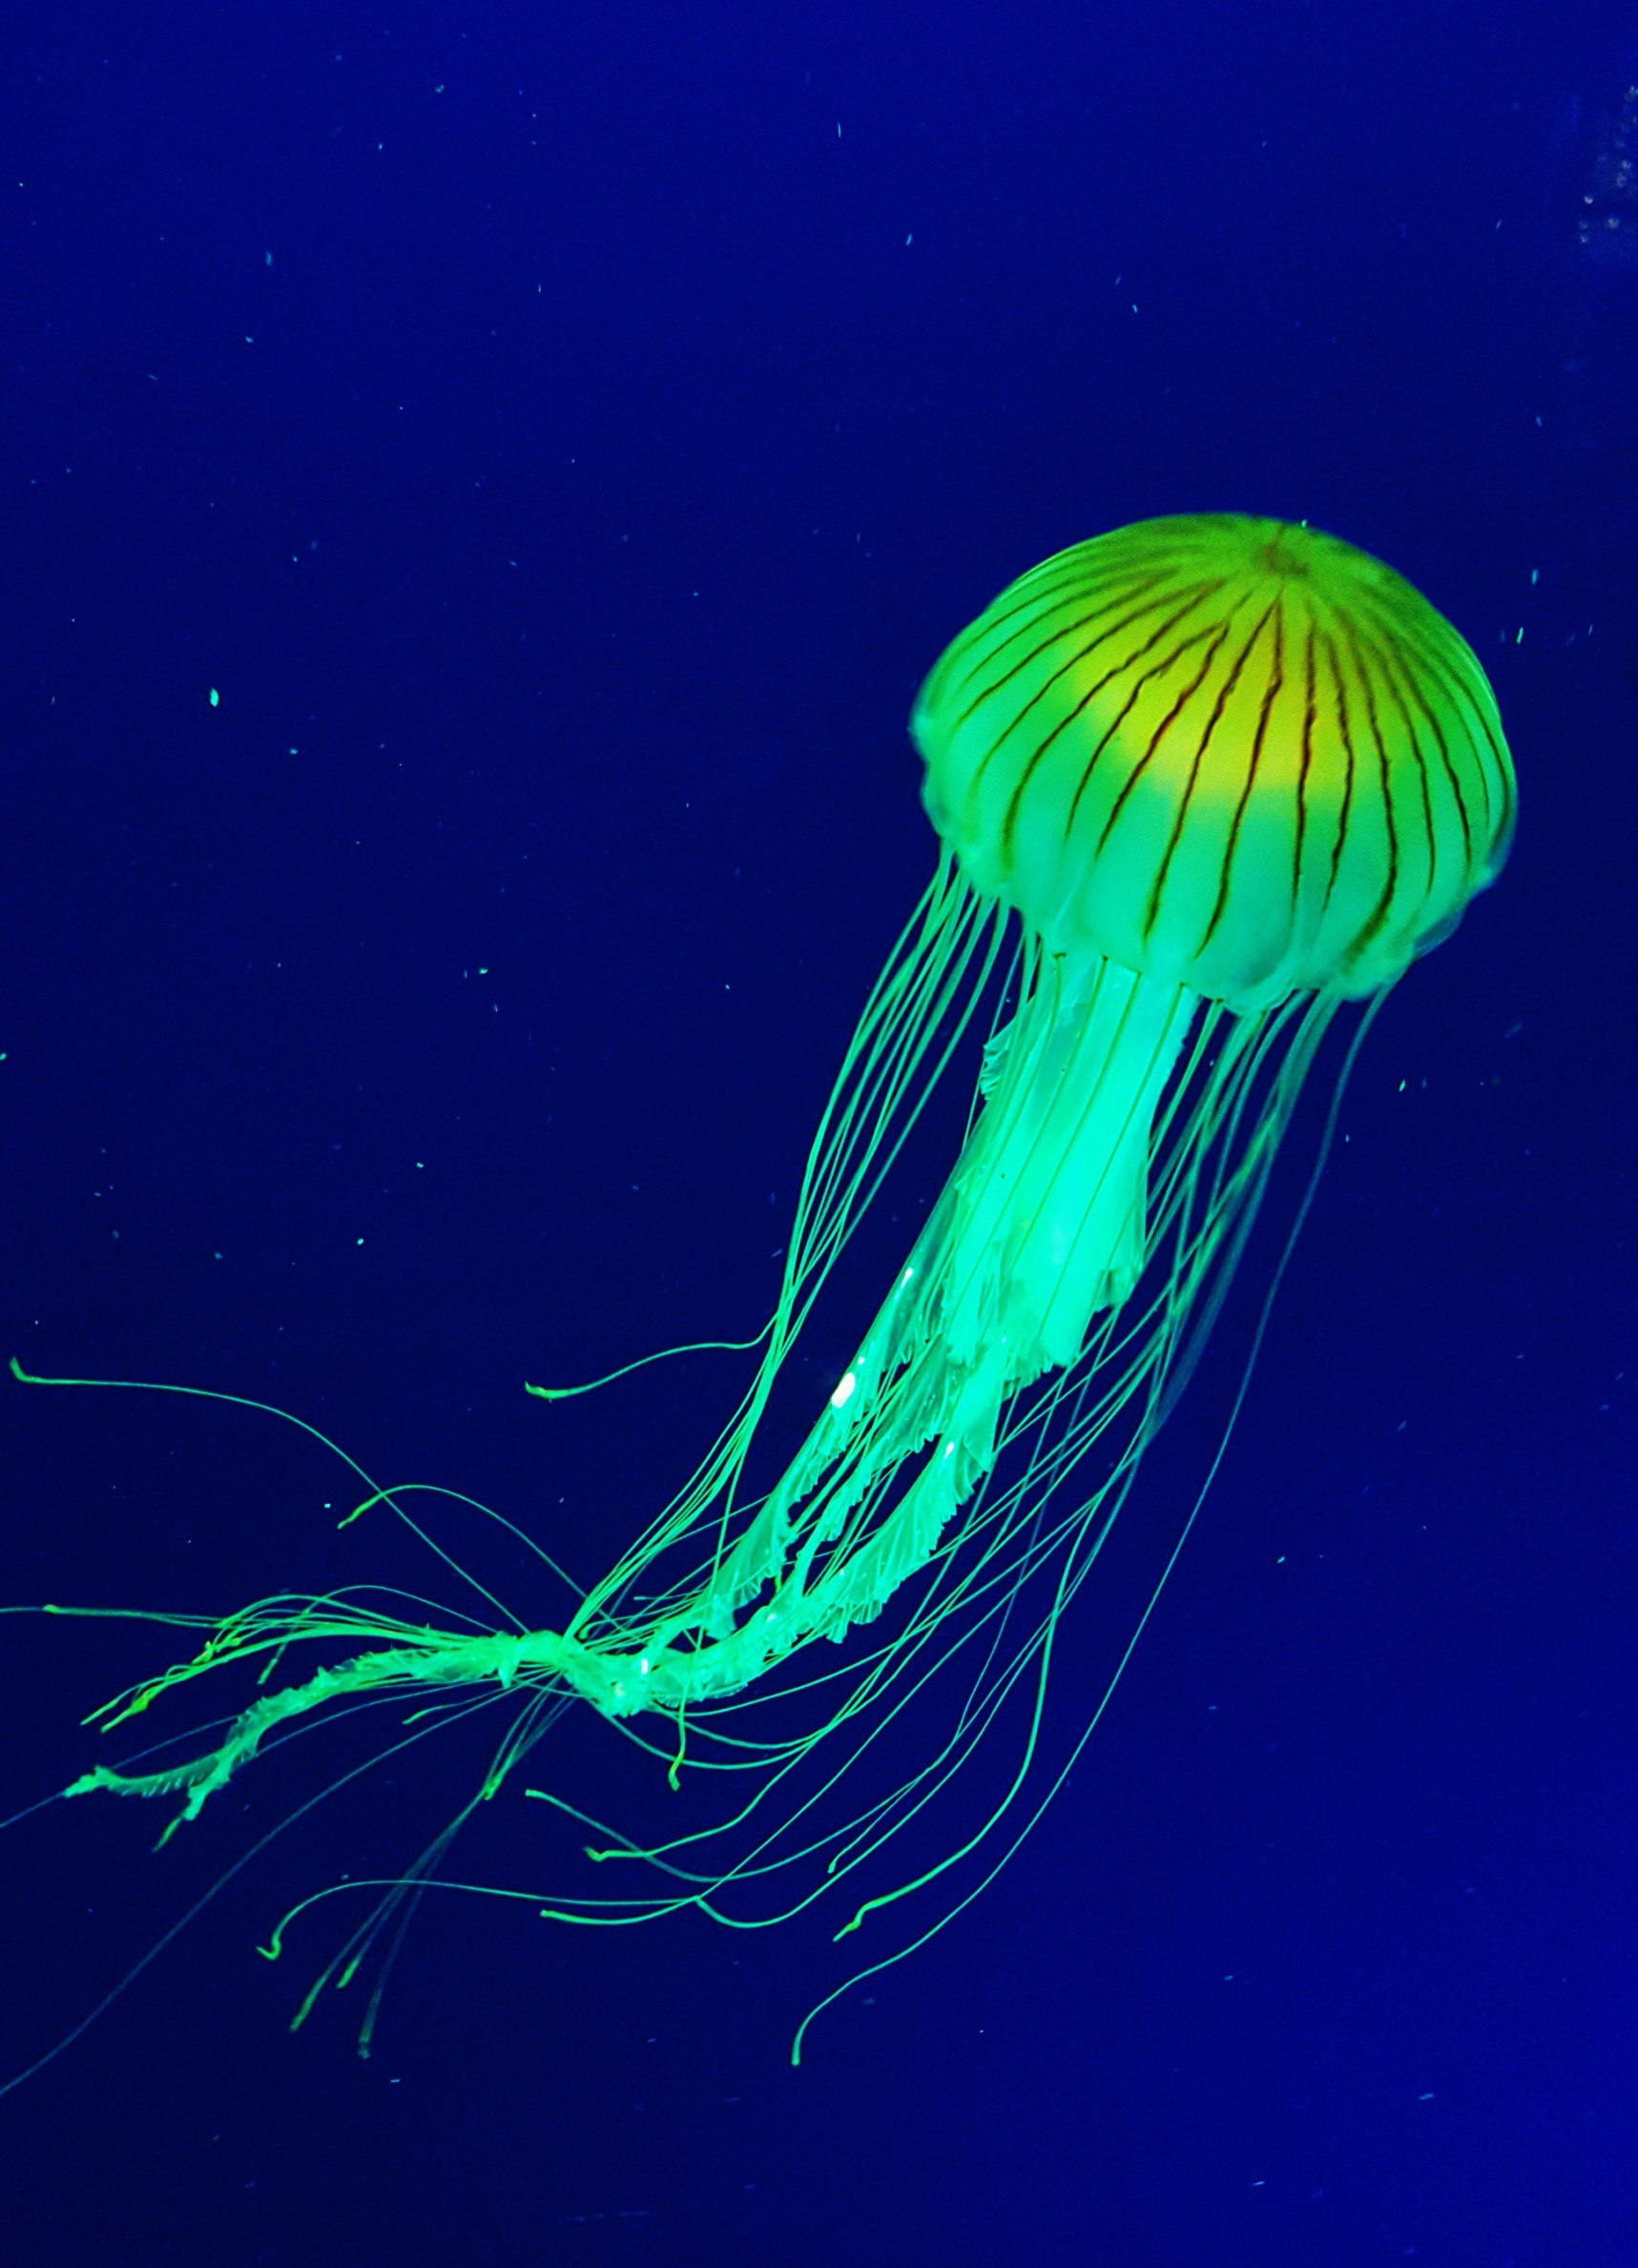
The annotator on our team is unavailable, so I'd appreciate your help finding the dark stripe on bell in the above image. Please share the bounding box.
[1197,593,1288,962]
[1143,598,1276,947]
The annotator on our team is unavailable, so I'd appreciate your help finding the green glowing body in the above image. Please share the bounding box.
[17,515,1514,2063]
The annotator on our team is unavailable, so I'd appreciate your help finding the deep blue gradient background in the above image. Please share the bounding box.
[2,7,1633,2264]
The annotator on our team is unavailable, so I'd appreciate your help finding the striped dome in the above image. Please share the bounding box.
[912,515,1515,1008]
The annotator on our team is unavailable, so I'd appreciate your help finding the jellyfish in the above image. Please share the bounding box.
[15,512,1514,2062]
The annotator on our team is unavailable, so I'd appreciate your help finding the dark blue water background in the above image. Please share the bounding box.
[3,6,1633,2263]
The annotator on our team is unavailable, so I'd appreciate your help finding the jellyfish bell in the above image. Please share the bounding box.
[916,513,1513,1005]
[10,512,1514,2072]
